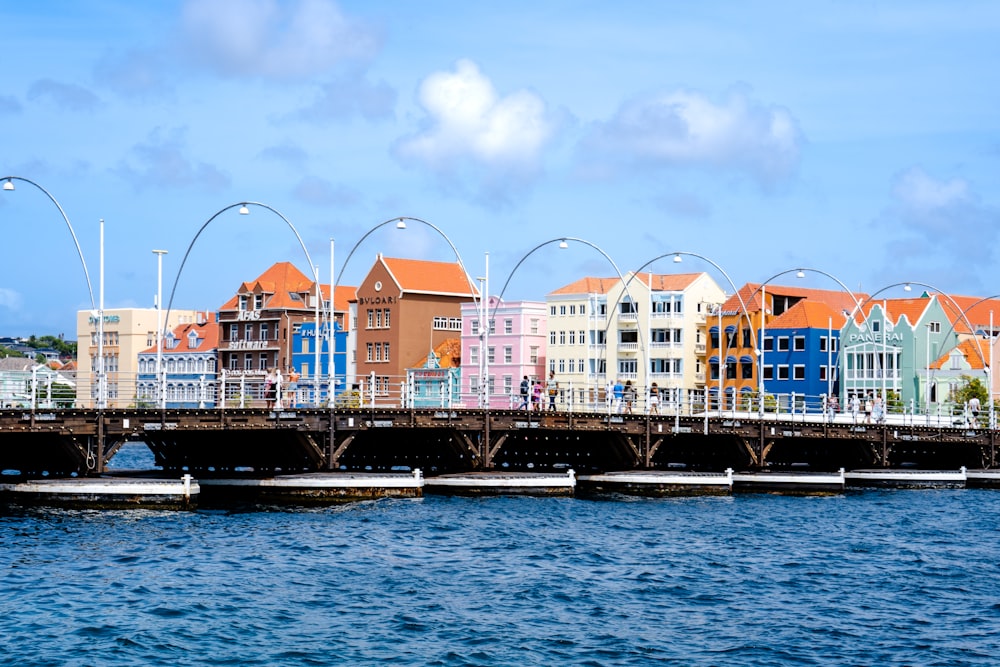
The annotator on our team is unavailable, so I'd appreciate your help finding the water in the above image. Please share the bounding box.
[3,449,1000,666]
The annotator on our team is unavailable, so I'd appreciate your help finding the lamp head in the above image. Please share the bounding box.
[396,218,407,229]
[238,204,250,215]
[673,254,682,263]
[2,179,13,191]
[796,269,806,279]
[558,239,569,249]
[904,283,912,292]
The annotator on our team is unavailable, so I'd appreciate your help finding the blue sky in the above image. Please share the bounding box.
[1,0,998,338]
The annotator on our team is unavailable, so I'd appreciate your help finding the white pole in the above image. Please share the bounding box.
[926,323,931,425]
[314,264,321,406]
[882,299,888,402]
[991,311,995,429]
[153,249,167,409]
[482,252,489,409]
[98,218,105,409]
[758,284,766,416]
[328,238,335,406]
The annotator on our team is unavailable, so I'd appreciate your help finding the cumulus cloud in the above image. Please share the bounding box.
[295,69,396,121]
[26,79,101,112]
[94,48,173,98]
[393,59,559,202]
[258,141,309,168]
[180,0,380,81]
[876,167,1000,291]
[114,127,230,192]
[579,87,802,186]
[0,287,23,311]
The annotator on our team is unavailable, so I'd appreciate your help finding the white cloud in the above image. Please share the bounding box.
[26,79,101,112]
[580,87,802,185]
[180,0,380,80]
[0,287,23,311]
[114,127,230,192]
[394,59,556,175]
[892,167,972,226]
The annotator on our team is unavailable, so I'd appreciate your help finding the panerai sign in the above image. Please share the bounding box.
[848,332,904,343]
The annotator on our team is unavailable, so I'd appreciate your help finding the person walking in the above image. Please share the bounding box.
[264,368,278,410]
[850,394,860,424]
[531,378,543,411]
[546,371,559,411]
[613,379,624,414]
[518,375,530,410]
[649,382,659,415]
[624,380,635,414]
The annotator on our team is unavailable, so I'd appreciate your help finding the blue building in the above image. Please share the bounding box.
[406,339,461,408]
[758,300,844,412]
[290,320,348,406]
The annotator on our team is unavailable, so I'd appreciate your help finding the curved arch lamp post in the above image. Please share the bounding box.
[492,236,629,413]
[335,216,480,407]
[164,201,322,406]
[626,252,750,415]
[2,176,101,408]
[938,292,1000,430]
[741,267,870,417]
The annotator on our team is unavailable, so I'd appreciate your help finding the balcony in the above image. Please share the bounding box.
[617,342,640,352]
[695,343,706,354]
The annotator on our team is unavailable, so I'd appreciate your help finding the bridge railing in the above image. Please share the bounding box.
[0,369,989,429]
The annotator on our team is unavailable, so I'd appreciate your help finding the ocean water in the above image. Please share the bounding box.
[3,450,1000,666]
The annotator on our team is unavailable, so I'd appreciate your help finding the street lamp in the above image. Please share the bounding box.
[153,249,168,409]
[334,216,480,406]
[492,236,630,412]
[1,176,103,409]
[164,201,323,406]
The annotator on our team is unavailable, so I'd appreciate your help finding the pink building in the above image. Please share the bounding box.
[461,297,547,408]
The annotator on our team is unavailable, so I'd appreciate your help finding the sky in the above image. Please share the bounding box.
[1,0,999,339]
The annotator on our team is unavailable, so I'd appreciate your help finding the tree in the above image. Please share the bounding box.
[952,375,988,407]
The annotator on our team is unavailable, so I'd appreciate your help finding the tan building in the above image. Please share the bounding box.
[76,307,199,408]
[354,254,477,403]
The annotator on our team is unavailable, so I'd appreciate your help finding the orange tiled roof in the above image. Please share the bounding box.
[766,300,847,330]
[380,256,478,297]
[630,272,703,291]
[550,276,620,296]
[408,338,462,369]
[930,338,989,371]
[317,284,357,312]
[219,262,315,310]
[140,312,219,354]
[722,282,869,315]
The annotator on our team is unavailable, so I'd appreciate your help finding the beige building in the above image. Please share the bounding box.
[76,307,199,408]
[546,272,724,411]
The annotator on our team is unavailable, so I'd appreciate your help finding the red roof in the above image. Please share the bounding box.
[219,262,315,310]
[140,312,219,354]
[766,300,847,330]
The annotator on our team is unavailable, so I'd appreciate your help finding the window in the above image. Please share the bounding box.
[550,306,556,316]
[260,323,269,341]
[384,310,390,328]
[367,310,374,329]
[366,342,373,362]
[763,365,774,381]
[503,375,513,394]
[560,305,567,315]
[504,346,513,363]
[819,366,828,381]
[470,347,479,364]
[259,353,269,370]
[929,321,941,333]
[472,320,479,335]
[579,330,585,345]
[375,309,382,328]
[793,336,805,351]
[619,330,639,344]
[742,362,753,379]
[620,300,637,315]
[793,365,805,380]
[777,337,789,351]
[569,331,576,344]
[244,354,253,371]
[743,328,752,347]
[531,319,540,334]
[229,355,239,371]
[505,319,513,334]
[487,347,495,364]
[569,305,576,315]
[569,359,576,373]
[559,331,566,345]
[384,342,390,362]
[820,336,828,352]
[558,359,565,373]
[763,336,773,352]
[529,346,539,364]
[550,331,556,345]
[254,294,263,310]
[778,365,789,380]
[239,295,248,311]
[229,324,238,341]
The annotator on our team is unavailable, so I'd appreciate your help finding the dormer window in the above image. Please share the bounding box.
[239,294,248,311]
[165,334,179,350]
[254,294,264,310]
[187,330,200,349]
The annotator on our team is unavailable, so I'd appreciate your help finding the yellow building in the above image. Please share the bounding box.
[76,308,200,408]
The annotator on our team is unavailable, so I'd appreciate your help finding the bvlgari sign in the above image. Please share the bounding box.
[358,295,396,305]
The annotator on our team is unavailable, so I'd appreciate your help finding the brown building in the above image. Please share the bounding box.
[354,254,477,401]
[217,262,322,397]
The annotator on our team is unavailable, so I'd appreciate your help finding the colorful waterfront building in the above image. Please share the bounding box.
[216,262,323,406]
[460,297,547,408]
[406,338,462,408]
[353,254,477,406]
[289,284,355,406]
[547,272,724,411]
[136,313,219,408]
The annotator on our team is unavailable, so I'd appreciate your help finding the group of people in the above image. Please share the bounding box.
[847,393,885,424]
[519,371,559,411]
[263,366,300,410]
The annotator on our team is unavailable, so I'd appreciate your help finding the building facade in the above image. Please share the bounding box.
[136,312,219,408]
[460,297,547,408]
[354,254,477,405]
